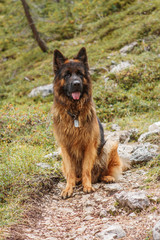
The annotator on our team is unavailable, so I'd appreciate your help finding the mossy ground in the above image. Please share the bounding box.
[0,0,160,230]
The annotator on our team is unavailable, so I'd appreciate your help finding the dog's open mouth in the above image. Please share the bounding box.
[71,92,81,100]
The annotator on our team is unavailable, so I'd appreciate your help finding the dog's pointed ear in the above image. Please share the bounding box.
[53,49,67,74]
[74,47,89,70]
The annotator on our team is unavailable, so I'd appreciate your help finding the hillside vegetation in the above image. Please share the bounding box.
[0,0,160,230]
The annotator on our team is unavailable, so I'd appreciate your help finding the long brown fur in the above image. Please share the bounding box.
[53,47,123,199]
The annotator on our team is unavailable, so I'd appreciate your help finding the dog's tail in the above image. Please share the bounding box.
[105,139,130,172]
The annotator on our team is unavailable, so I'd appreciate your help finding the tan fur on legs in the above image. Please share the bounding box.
[82,142,97,193]
[60,146,76,199]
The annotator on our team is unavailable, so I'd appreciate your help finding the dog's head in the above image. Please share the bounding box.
[53,47,91,102]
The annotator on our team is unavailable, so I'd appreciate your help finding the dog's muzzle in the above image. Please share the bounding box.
[70,79,83,100]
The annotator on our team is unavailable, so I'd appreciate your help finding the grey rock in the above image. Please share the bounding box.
[84,200,94,207]
[28,84,53,97]
[44,151,60,159]
[46,238,57,240]
[103,183,123,192]
[84,206,94,215]
[107,206,118,216]
[110,61,132,73]
[96,232,116,240]
[106,128,138,144]
[130,143,159,165]
[149,122,160,132]
[83,215,94,221]
[93,192,104,202]
[100,209,108,218]
[128,212,136,217]
[89,67,96,75]
[118,144,134,161]
[36,162,51,169]
[57,182,66,190]
[153,220,160,240]
[138,130,160,143]
[111,124,121,131]
[150,196,159,202]
[115,191,150,210]
[105,131,121,142]
[24,76,31,81]
[120,41,138,54]
[96,224,126,239]
[119,130,130,143]
[111,60,117,65]
[92,183,102,190]
[77,226,87,233]
[119,128,139,143]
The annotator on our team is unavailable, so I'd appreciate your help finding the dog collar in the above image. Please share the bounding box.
[67,110,80,128]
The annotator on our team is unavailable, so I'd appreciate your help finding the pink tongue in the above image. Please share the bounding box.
[72,92,81,100]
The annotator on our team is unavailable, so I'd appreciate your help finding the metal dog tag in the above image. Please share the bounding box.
[74,119,79,128]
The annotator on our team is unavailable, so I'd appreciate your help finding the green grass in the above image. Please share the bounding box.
[0,0,160,231]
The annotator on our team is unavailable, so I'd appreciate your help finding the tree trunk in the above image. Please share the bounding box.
[21,0,48,52]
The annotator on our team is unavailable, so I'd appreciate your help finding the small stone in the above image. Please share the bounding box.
[118,144,134,161]
[24,76,31,81]
[93,192,104,202]
[92,183,102,190]
[132,183,140,189]
[103,183,123,192]
[115,191,150,210]
[84,200,93,207]
[153,220,160,240]
[148,122,160,132]
[138,130,160,143]
[119,128,139,143]
[44,151,60,159]
[110,61,132,73]
[28,84,53,97]
[77,226,87,233]
[96,224,126,239]
[100,209,108,218]
[111,60,117,65]
[107,206,117,216]
[150,196,159,202]
[84,206,94,215]
[120,42,138,54]
[128,212,136,217]
[111,124,121,131]
[130,143,159,165]
[36,162,51,169]
[45,238,57,240]
[83,215,94,221]
[119,131,130,143]
[57,182,66,190]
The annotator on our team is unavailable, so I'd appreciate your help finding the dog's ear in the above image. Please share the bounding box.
[74,47,89,70]
[53,49,67,74]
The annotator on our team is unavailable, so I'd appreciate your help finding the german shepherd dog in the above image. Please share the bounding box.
[53,47,124,199]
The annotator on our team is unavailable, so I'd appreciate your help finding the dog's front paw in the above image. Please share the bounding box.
[83,185,95,194]
[101,175,115,183]
[61,187,73,199]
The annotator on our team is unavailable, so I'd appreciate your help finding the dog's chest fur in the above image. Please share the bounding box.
[53,103,99,160]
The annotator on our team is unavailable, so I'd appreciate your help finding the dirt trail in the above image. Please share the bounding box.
[6,168,160,240]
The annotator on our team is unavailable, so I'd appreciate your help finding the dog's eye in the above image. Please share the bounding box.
[77,70,83,77]
[64,72,71,79]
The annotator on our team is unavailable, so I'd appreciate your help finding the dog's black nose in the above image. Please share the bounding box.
[73,80,80,87]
